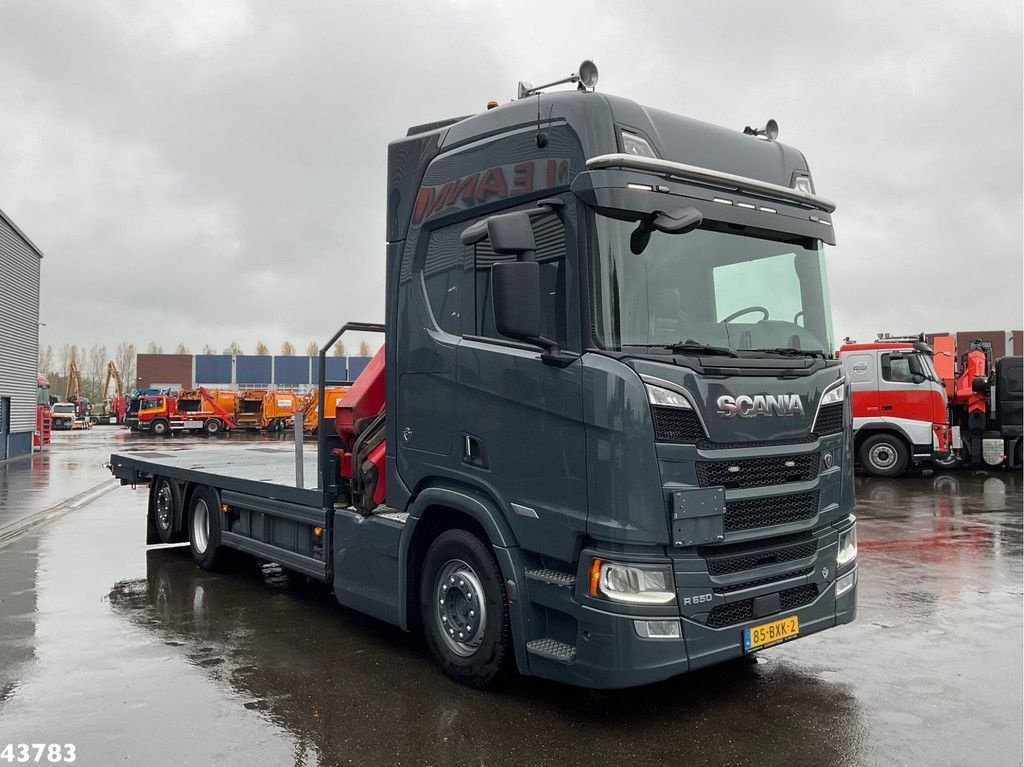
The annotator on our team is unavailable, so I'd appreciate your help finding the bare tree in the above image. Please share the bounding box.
[57,343,78,374]
[228,342,243,356]
[86,344,108,401]
[38,345,54,375]
[358,340,371,357]
[175,343,189,354]
[114,342,136,393]
[255,341,270,356]
[146,341,163,354]
[306,341,318,356]
[281,341,296,356]
[332,340,346,357]
[202,344,216,355]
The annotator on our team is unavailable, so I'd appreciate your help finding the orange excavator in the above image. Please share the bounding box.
[95,361,128,425]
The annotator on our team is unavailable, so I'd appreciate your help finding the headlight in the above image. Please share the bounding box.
[589,559,676,605]
[646,383,692,409]
[837,526,857,567]
[821,385,845,406]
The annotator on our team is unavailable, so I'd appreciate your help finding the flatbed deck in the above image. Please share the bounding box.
[110,441,322,507]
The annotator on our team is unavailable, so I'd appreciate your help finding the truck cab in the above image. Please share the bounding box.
[136,395,175,435]
[368,78,856,686]
[838,340,951,476]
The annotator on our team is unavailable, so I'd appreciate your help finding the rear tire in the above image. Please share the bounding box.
[859,433,909,477]
[188,486,223,571]
[204,418,222,435]
[151,477,181,544]
[151,419,169,436]
[419,529,509,687]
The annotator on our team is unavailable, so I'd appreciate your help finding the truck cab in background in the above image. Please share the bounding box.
[838,340,951,476]
[950,341,1022,469]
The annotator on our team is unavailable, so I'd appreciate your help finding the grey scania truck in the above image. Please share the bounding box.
[109,63,857,689]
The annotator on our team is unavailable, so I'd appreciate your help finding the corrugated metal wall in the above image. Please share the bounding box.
[0,209,42,440]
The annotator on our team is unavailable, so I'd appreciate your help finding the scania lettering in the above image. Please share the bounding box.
[109,62,856,689]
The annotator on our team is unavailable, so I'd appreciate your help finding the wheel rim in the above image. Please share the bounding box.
[192,499,210,553]
[869,443,898,470]
[155,483,173,531]
[434,559,487,657]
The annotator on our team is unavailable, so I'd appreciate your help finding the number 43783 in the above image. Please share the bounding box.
[0,745,76,763]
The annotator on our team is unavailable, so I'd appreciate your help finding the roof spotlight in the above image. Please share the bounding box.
[578,60,599,90]
[517,60,599,98]
[743,119,779,142]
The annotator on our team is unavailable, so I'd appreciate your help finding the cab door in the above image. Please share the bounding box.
[455,206,587,563]
[878,352,936,445]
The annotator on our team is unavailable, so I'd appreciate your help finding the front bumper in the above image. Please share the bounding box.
[534,568,856,689]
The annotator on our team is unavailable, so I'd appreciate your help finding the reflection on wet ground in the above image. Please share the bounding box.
[0,430,1021,766]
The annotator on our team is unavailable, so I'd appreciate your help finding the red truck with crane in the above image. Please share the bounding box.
[839,335,1021,475]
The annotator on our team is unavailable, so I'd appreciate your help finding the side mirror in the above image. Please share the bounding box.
[492,261,540,341]
[630,207,703,254]
[911,372,926,384]
[972,376,991,394]
[462,210,536,258]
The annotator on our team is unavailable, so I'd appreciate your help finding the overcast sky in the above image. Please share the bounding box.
[2,0,1021,358]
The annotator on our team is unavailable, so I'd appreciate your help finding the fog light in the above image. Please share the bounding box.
[634,620,681,639]
[836,569,857,597]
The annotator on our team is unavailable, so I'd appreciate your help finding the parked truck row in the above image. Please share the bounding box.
[110,62,857,688]
[127,386,350,435]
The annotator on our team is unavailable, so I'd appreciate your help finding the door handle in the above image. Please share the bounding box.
[881,405,893,411]
[463,434,488,468]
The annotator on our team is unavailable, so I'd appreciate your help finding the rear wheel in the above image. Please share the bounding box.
[188,486,223,571]
[151,419,169,436]
[204,418,222,435]
[151,477,181,544]
[859,433,909,477]
[420,529,509,687]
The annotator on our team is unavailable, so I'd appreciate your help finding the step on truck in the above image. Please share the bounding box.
[109,62,857,689]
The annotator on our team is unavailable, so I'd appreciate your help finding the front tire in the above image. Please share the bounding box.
[860,433,909,477]
[204,418,222,435]
[151,419,169,436]
[151,477,182,544]
[188,486,223,571]
[420,529,510,687]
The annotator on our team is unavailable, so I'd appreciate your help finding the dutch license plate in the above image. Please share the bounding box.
[743,615,799,651]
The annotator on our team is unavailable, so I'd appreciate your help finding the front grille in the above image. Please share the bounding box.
[724,491,820,533]
[706,583,820,628]
[781,583,820,611]
[714,567,814,594]
[652,406,704,443]
[814,403,844,435]
[701,532,817,575]
[695,434,817,451]
[696,453,818,489]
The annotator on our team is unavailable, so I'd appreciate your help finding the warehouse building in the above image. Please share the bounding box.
[0,207,43,461]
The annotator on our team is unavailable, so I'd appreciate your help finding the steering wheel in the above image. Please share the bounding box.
[722,305,769,323]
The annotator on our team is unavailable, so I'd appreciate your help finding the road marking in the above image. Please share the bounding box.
[0,479,122,548]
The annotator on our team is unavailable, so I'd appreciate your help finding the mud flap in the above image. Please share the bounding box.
[672,487,725,547]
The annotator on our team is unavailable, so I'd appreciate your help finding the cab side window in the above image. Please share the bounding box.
[473,213,567,346]
[421,225,464,335]
[881,354,913,383]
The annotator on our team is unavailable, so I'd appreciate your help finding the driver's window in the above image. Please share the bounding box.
[881,354,914,384]
[712,253,802,324]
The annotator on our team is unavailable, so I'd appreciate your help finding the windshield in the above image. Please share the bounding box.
[591,213,834,356]
[52,404,75,414]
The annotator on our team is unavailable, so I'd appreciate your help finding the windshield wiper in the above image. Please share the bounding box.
[750,347,826,358]
[665,341,738,358]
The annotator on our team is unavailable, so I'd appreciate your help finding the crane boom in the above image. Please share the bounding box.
[65,361,82,400]
[102,361,123,400]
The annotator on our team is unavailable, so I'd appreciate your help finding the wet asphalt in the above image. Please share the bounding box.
[0,429,1021,767]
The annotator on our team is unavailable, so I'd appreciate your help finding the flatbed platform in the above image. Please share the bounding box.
[110,441,323,507]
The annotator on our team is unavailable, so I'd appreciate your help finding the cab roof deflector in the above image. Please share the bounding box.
[585,153,837,214]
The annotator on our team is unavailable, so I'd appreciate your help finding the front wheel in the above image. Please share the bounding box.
[420,529,510,687]
[188,486,223,571]
[151,419,169,436]
[151,477,181,544]
[204,418,222,435]
[859,433,909,477]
